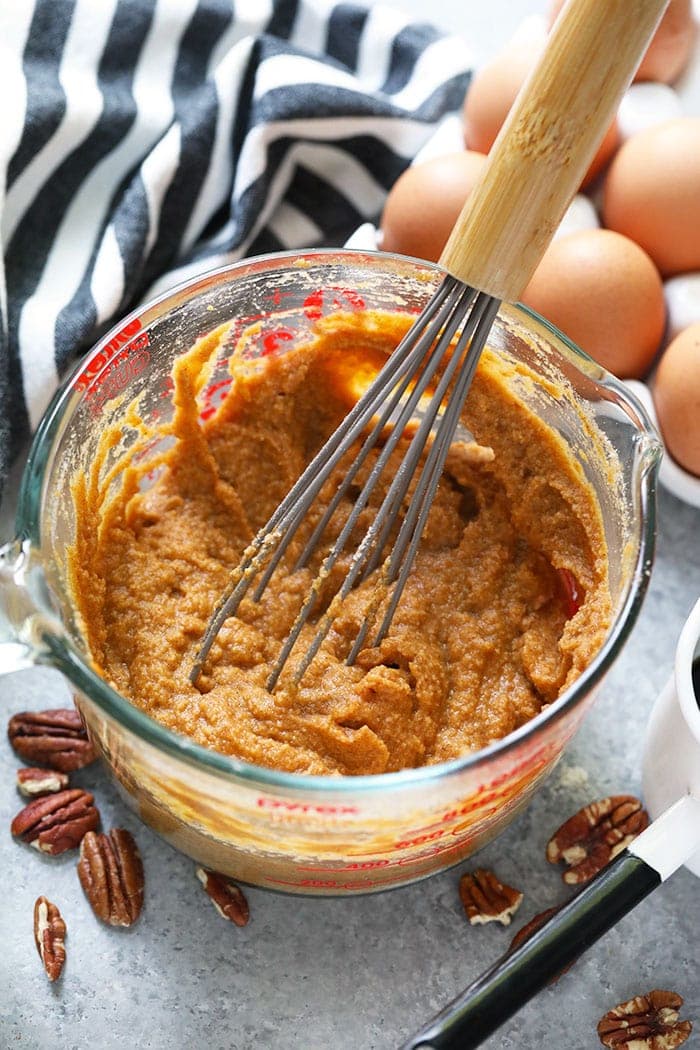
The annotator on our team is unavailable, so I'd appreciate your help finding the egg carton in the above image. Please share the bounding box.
[345,13,700,508]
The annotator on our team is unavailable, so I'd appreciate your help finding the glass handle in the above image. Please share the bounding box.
[0,537,43,674]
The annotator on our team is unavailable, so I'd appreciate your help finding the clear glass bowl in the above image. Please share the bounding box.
[0,250,662,894]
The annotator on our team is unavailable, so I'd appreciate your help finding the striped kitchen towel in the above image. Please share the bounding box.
[0,0,472,498]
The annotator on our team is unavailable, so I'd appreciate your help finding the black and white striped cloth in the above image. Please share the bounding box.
[0,0,473,497]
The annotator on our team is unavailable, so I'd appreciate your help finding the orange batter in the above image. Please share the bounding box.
[71,310,611,776]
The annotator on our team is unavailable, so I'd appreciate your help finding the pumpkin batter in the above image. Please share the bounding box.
[71,309,611,776]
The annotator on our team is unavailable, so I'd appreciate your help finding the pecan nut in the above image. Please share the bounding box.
[196,868,250,927]
[34,896,67,982]
[546,795,649,884]
[11,788,100,855]
[77,829,145,926]
[597,989,692,1048]
[508,906,573,983]
[459,868,523,926]
[17,766,70,797]
[8,708,96,772]
[508,906,560,953]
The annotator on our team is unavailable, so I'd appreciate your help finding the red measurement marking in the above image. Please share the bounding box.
[300,860,393,872]
[199,377,233,422]
[75,317,143,391]
[558,568,583,618]
[303,287,366,320]
[262,327,294,356]
[268,878,379,890]
[83,336,151,415]
[394,829,446,849]
[132,436,160,463]
[238,311,266,331]
[255,797,360,816]
[228,311,267,358]
[204,378,233,399]
[268,288,294,307]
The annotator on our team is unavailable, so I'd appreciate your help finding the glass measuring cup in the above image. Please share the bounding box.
[0,250,662,895]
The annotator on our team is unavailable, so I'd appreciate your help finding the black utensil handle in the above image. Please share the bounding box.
[401,850,660,1050]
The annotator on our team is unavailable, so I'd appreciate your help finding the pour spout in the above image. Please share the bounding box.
[0,537,45,674]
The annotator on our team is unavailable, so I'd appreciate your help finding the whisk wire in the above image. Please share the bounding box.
[357,290,495,587]
[192,276,497,691]
[239,277,469,609]
[384,292,499,586]
[270,289,498,690]
[191,275,462,683]
[292,280,477,575]
[343,293,499,666]
[367,293,501,653]
[305,291,497,674]
[265,279,478,688]
[298,280,479,581]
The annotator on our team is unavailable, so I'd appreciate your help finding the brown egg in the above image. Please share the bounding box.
[521,229,666,378]
[636,0,695,81]
[602,118,700,277]
[462,39,618,189]
[462,45,537,155]
[379,150,488,263]
[548,0,694,83]
[653,323,700,474]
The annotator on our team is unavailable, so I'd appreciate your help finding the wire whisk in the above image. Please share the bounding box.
[191,277,499,690]
[191,0,669,693]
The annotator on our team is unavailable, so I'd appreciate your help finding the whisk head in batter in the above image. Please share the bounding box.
[190,274,499,691]
[191,0,670,692]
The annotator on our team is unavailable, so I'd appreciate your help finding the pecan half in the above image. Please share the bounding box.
[11,788,99,855]
[17,766,70,797]
[34,896,67,982]
[8,708,96,772]
[507,906,574,983]
[77,829,145,926]
[196,868,250,927]
[459,868,523,926]
[546,795,649,884]
[597,990,692,1048]
[508,906,560,953]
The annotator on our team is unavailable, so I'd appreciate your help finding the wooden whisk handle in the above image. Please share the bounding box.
[439,0,670,302]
